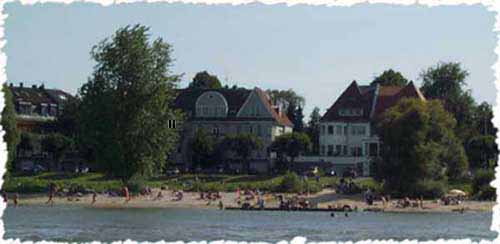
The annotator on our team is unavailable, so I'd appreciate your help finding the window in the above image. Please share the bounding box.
[336,125,342,135]
[339,108,363,117]
[328,125,334,135]
[335,145,342,156]
[257,125,262,136]
[320,145,326,156]
[350,146,363,156]
[168,119,176,129]
[41,104,48,116]
[343,126,348,135]
[321,125,326,135]
[327,145,334,156]
[343,145,347,155]
[369,143,379,157]
[212,127,220,136]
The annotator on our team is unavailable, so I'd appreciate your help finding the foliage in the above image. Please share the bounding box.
[412,179,447,199]
[371,69,409,86]
[220,133,263,173]
[466,135,498,170]
[271,132,312,171]
[190,129,218,169]
[377,98,468,195]
[1,84,21,173]
[472,168,495,200]
[78,24,183,180]
[189,71,222,89]
[277,171,303,193]
[306,107,321,155]
[266,89,305,110]
[41,133,73,168]
[17,132,40,156]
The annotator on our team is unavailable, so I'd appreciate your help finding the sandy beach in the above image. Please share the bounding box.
[10,188,495,213]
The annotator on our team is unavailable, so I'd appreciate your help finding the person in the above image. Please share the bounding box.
[330,212,335,218]
[155,190,163,200]
[13,193,18,207]
[46,182,57,206]
[122,186,130,203]
[2,191,8,203]
[91,192,97,205]
[218,200,224,210]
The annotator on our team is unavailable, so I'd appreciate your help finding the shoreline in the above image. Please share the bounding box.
[7,190,495,213]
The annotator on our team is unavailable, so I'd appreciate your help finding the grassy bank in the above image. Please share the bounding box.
[3,172,381,194]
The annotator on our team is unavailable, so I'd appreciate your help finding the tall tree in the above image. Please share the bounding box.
[271,132,311,171]
[79,25,183,180]
[306,107,321,154]
[267,89,305,111]
[190,129,218,169]
[293,106,305,132]
[222,133,262,173]
[189,71,222,89]
[377,98,468,195]
[1,84,20,173]
[41,133,73,171]
[420,62,475,140]
[371,69,409,86]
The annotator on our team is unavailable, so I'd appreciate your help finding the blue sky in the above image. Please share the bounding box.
[4,2,497,116]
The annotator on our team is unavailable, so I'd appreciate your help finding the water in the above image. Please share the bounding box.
[3,205,497,242]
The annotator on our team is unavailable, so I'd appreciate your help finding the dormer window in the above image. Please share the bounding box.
[18,101,32,115]
[49,104,58,116]
[41,103,48,116]
[338,108,363,117]
[195,91,228,118]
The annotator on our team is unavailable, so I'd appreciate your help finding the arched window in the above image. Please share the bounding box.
[195,91,229,118]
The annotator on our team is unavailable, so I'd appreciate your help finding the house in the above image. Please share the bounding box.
[8,82,74,133]
[298,80,425,176]
[173,87,294,172]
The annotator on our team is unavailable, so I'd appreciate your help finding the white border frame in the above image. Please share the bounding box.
[0,0,498,243]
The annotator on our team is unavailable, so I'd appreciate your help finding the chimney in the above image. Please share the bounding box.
[19,82,23,88]
[39,83,45,90]
[32,85,37,89]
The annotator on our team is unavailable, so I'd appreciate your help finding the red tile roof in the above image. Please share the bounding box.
[321,81,425,122]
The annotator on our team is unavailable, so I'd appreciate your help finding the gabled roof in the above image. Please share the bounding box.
[174,87,293,127]
[9,84,74,105]
[321,81,426,122]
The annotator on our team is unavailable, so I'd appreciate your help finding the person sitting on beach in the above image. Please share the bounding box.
[2,191,7,203]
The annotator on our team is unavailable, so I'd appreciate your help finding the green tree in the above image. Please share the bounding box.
[17,132,39,160]
[271,132,311,171]
[377,98,468,195]
[306,107,321,155]
[420,62,476,140]
[190,129,218,169]
[189,71,222,89]
[41,133,73,170]
[371,69,409,86]
[221,133,262,173]
[1,84,20,172]
[466,135,498,169]
[79,25,183,180]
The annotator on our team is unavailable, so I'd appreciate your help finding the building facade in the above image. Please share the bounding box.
[296,81,426,176]
[173,87,294,172]
[9,82,73,133]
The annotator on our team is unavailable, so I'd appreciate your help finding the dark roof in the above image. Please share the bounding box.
[321,81,425,122]
[174,87,293,127]
[9,84,74,105]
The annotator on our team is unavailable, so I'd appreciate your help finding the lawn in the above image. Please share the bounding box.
[2,172,380,194]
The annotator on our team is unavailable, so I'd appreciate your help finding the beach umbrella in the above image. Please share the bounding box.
[447,189,467,196]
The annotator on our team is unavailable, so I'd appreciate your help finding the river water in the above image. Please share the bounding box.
[3,205,497,242]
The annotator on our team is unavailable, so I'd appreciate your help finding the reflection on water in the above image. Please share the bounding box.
[3,205,495,242]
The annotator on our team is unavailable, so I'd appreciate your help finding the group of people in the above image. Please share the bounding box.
[1,191,19,207]
[277,194,310,210]
[337,178,360,195]
[395,196,424,209]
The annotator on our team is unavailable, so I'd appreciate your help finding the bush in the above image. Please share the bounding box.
[413,179,447,199]
[127,179,146,193]
[472,169,496,200]
[277,172,303,193]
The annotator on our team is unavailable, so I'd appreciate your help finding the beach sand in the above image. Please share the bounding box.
[10,189,495,213]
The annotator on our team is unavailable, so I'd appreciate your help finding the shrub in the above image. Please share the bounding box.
[127,179,146,193]
[413,179,447,199]
[472,169,496,200]
[277,172,303,193]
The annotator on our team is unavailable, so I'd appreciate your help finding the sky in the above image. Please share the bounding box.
[4,2,497,116]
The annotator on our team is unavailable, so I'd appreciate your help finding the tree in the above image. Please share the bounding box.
[221,133,262,173]
[79,25,183,181]
[306,107,321,155]
[377,98,468,195]
[189,71,222,89]
[271,132,311,171]
[466,135,498,169]
[267,89,305,111]
[371,69,409,86]
[293,106,305,132]
[190,129,218,169]
[17,132,39,160]
[420,62,476,140]
[1,84,20,172]
[474,102,496,137]
[41,133,73,171]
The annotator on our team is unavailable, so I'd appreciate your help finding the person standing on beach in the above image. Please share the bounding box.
[2,191,8,204]
[122,186,130,203]
[91,192,97,205]
[46,182,57,206]
[13,193,18,207]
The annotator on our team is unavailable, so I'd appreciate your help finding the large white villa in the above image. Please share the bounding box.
[296,80,426,176]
